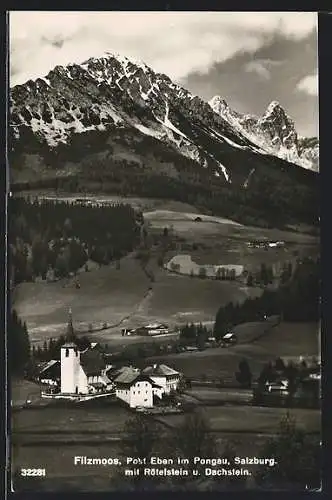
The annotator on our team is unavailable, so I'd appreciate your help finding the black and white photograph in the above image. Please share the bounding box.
[8,11,320,492]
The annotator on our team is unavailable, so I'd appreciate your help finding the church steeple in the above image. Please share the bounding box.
[66,307,75,340]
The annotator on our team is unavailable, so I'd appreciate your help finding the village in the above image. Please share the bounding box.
[16,308,321,418]
[20,311,182,414]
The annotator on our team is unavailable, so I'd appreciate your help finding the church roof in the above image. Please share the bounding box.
[39,359,59,374]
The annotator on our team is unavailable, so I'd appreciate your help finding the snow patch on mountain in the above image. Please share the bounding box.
[217,161,230,181]
[133,122,164,139]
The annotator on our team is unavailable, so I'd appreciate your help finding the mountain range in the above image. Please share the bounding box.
[9,53,318,228]
[209,97,319,172]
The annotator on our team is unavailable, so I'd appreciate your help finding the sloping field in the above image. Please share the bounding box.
[144,209,242,226]
[256,322,319,358]
[143,270,259,326]
[12,254,261,344]
[146,208,318,276]
[12,255,151,342]
[144,208,318,244]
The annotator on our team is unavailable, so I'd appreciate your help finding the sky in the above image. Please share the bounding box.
[9,11,318,137]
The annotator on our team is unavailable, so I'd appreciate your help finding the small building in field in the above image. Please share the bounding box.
[265,379,289,395]
[184,346,198,352]
[135,323,169,336]
[114,367,163,408]
[142,364,180,394]
[221,332,238,346]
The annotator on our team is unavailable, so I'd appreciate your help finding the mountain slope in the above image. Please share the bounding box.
[9,53,318,228]
[209,96,319,172]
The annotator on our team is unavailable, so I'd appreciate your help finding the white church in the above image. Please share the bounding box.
[60,310,113,395]
[45,310,182,408]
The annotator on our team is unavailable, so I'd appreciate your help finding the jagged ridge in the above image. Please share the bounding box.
[209,96,319,172]
[10,52,303,185]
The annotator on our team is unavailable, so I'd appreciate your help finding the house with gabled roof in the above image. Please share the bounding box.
[37,359,60,385]
[142,363,180,394]
[114,367,163,408]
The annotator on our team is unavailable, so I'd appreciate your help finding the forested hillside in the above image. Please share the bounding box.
[9,198,142,285]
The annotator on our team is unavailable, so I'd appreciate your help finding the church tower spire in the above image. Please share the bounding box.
[66,307,75,340]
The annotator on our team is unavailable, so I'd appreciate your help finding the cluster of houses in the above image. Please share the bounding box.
[35,315,181,409]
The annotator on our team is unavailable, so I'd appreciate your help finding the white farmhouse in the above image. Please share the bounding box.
[142,364,180,394]
[114,367,163,408]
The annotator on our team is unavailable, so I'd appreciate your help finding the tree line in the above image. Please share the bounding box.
[214,257,319,340]
[9,197,141,284]
[9,309,31,376]
[179,323,210,349]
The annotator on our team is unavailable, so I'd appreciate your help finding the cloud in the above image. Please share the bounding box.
[9,11,317,86]
[244,58,284,80]
[296,73,318,95]
[245,61,271,80]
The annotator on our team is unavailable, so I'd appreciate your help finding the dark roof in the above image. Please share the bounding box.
[142,364,179,377]
[39,360,60,374]
[106,365,131,379]
[80,349,106,376]
[114,367,141,385]
[114,368,158,388]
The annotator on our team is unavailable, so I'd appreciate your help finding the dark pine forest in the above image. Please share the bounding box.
[9,197,142,285]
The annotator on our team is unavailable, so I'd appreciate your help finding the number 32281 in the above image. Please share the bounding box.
[20,469,46,477]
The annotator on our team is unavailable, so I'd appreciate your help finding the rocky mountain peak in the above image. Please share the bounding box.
[265,100,282,114]
[209,97,318,171]
[261,101,295,130]
[209,95,229,112]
